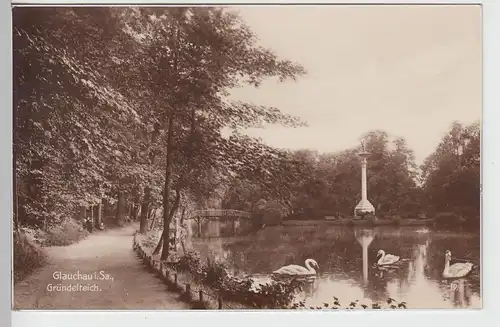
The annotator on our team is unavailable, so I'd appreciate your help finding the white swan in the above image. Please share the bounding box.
[376,249,400,266]
[272,259,319,276]
[443,250,474,279]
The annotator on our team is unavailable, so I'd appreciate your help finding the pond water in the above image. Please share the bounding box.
[191,225,481,309]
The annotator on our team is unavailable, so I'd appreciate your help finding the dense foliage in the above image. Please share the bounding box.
[13,7,306,260]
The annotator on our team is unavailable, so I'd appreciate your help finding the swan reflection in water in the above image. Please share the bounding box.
[448,278,473,308]
[268,272,318,300]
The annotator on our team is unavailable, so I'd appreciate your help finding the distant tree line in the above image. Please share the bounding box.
[222,122,480,227]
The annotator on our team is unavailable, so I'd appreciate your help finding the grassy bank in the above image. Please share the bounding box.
[13,232,47,283]
[283,218,435,227]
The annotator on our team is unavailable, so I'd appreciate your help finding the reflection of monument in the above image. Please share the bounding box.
[354,141,375,217]
[353,228,391,302]
[354,228,377,284]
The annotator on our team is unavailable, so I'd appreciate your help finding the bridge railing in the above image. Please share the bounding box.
[188,209,251,219]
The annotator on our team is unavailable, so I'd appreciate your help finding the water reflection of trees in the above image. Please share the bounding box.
[217,226,366,276]
[392,237,433,303]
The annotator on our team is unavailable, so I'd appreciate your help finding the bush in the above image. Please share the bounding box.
[434,212,465,226]
[255,199,286,226]
[390,215,401,226]
[251,213,264,229]
[203,257,230,287]
[262,211,283,226]
[43,219,88,246]
[141,230,161,249]
[462,215,480,230]
[169,250,303,309]
[173,250,203,276]
[13,232,47,283]
[19,227,47,245]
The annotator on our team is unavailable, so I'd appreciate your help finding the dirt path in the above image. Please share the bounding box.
[13,223,189,310]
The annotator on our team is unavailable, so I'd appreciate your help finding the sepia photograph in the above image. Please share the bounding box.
[12,4,481,310]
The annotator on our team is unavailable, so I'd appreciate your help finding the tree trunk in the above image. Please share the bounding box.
[179,206,187,254]
[161,15,183,260]
[161,112,175,260]
[180,206,186,225]
[149,208,158,230]
[134,205,141,221]
[79,205,86,221]
[156,189,181,257]
[14,175,20,233]
[97,198,103,227]
[116,191,125,226]
[139,186,151,234]
[128,203,132,221]
[132,204,139,221]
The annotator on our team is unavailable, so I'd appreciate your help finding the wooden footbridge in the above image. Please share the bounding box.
[185,209,252,238]
[187,209,251,220]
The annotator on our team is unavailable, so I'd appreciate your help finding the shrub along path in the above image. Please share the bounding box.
[13,223,189,310]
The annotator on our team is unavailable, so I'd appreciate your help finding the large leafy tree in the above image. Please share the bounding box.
[14,7,307,257]
[421,121,480,221]
[119,7,307,259]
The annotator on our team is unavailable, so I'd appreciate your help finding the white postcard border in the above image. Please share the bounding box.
[3,1,499,326]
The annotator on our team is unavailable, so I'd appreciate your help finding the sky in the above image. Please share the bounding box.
[227,5,481,165]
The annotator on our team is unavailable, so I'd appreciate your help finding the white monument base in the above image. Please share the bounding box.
[354,199,375,217]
